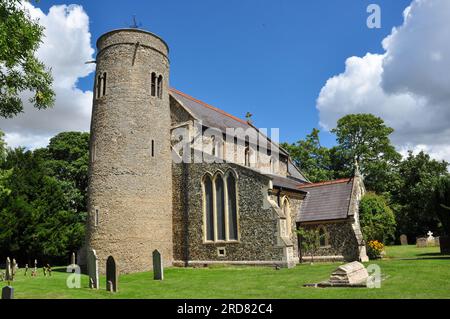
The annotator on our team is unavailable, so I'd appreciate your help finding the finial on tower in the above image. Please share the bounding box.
[129,15,142,29]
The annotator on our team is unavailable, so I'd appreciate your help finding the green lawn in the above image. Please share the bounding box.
[3,245,450,299]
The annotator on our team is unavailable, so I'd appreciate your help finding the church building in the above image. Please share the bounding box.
[85,28,368,275]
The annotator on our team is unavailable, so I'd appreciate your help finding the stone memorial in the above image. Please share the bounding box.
[11,259,17,280]
[304,261,369,287]
[427,231,435,246]
[400,234,408,245]
[1,286,14,299]
[153,250,164,280]
[88,249,99,289]
[106,256,118,292]
[416,237,427,248]
[71,252,76,265]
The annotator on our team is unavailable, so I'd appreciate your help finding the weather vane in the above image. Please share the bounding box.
[129,15,142,29]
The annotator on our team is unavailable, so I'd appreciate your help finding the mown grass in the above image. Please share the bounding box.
[3,245,449,299]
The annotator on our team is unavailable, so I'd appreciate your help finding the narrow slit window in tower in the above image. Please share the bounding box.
[157,75,163,98]
[102,72,107,96]
[151,140,154,157]
[151,72,156,96]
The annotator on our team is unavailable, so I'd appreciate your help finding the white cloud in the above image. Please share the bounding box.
[317,0,450,162]
[0,3,95,149]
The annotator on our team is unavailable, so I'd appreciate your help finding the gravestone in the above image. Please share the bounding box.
[426,231,435,246]
[328,261,369,286]
[5,257,12,282]
[71,252,76,265]
[400,234,408,245]
[153,250,164,280]
[1,286,14,299]
[87,249,99,289]
[106,256,118,292]
[416,237,427,247]
[11,259,17,280]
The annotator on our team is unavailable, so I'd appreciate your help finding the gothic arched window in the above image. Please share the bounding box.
[227,173,238,240]
[151,72,156,97]
[215,175,226,241]
[203,175,214,241]
[318,225,329,247]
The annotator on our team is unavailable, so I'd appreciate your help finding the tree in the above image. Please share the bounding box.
[296,227,324,264]
[331,114,401,193]
[282,129,334,182]
[0,132,89,264]
[433,176,450,236]
[0,0,54,118]
[359,192,396,244]
[392,151,449,239]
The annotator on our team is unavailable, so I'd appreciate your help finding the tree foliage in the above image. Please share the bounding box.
[392,151,448,239]
[0,0,54,118]
[281,129,334,182]
[359,192,396,244]
[331,114,401,193]
[0,131,88,264]
[433,176,450,236]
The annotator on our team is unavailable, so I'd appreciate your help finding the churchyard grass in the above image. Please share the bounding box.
[3,245,450,299]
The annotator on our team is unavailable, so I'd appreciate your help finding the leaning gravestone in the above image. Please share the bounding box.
[106,256,118,292]
[1,286,14,299]
[153,250,164,280]
[416,237,427,248]
[400,234,408,245]
[87,249,99,289]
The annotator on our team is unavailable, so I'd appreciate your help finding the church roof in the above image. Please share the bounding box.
[267,174,308,192]
[297,178,354,222]
[169,88,289,157]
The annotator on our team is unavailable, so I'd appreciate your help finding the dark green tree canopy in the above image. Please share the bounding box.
[0,0,54,118]
[359,192,396,244]
[282,128,334,182]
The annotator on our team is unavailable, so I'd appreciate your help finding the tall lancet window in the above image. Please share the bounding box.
[96,74,102,99]
[151,72,156,97]
[204,175,214,241]
[215,175,226,241]
[157,75,163,99]
[227,173,238,240]
[102,72,107,96]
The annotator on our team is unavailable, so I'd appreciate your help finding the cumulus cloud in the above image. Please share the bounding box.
[0,3,95,149]
[317,0,450,162]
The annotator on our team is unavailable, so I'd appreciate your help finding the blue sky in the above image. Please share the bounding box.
[32,0,411,147]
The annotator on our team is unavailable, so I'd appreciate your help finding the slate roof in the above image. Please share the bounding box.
[169,88,289,157]
[267,174,308,192]
[297,178,354,222]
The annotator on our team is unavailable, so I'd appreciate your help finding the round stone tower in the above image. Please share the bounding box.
[86,29,173,274]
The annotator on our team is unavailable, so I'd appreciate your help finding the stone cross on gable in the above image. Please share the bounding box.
[427,231,433,237]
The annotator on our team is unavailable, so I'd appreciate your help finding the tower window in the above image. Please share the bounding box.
[96,73,107,99]
[102,72,107,96]
[157,75,163,99]
[151,140,154,157]
[94,208,99,227]
[151,72,156,97]
[96,75,102,99]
